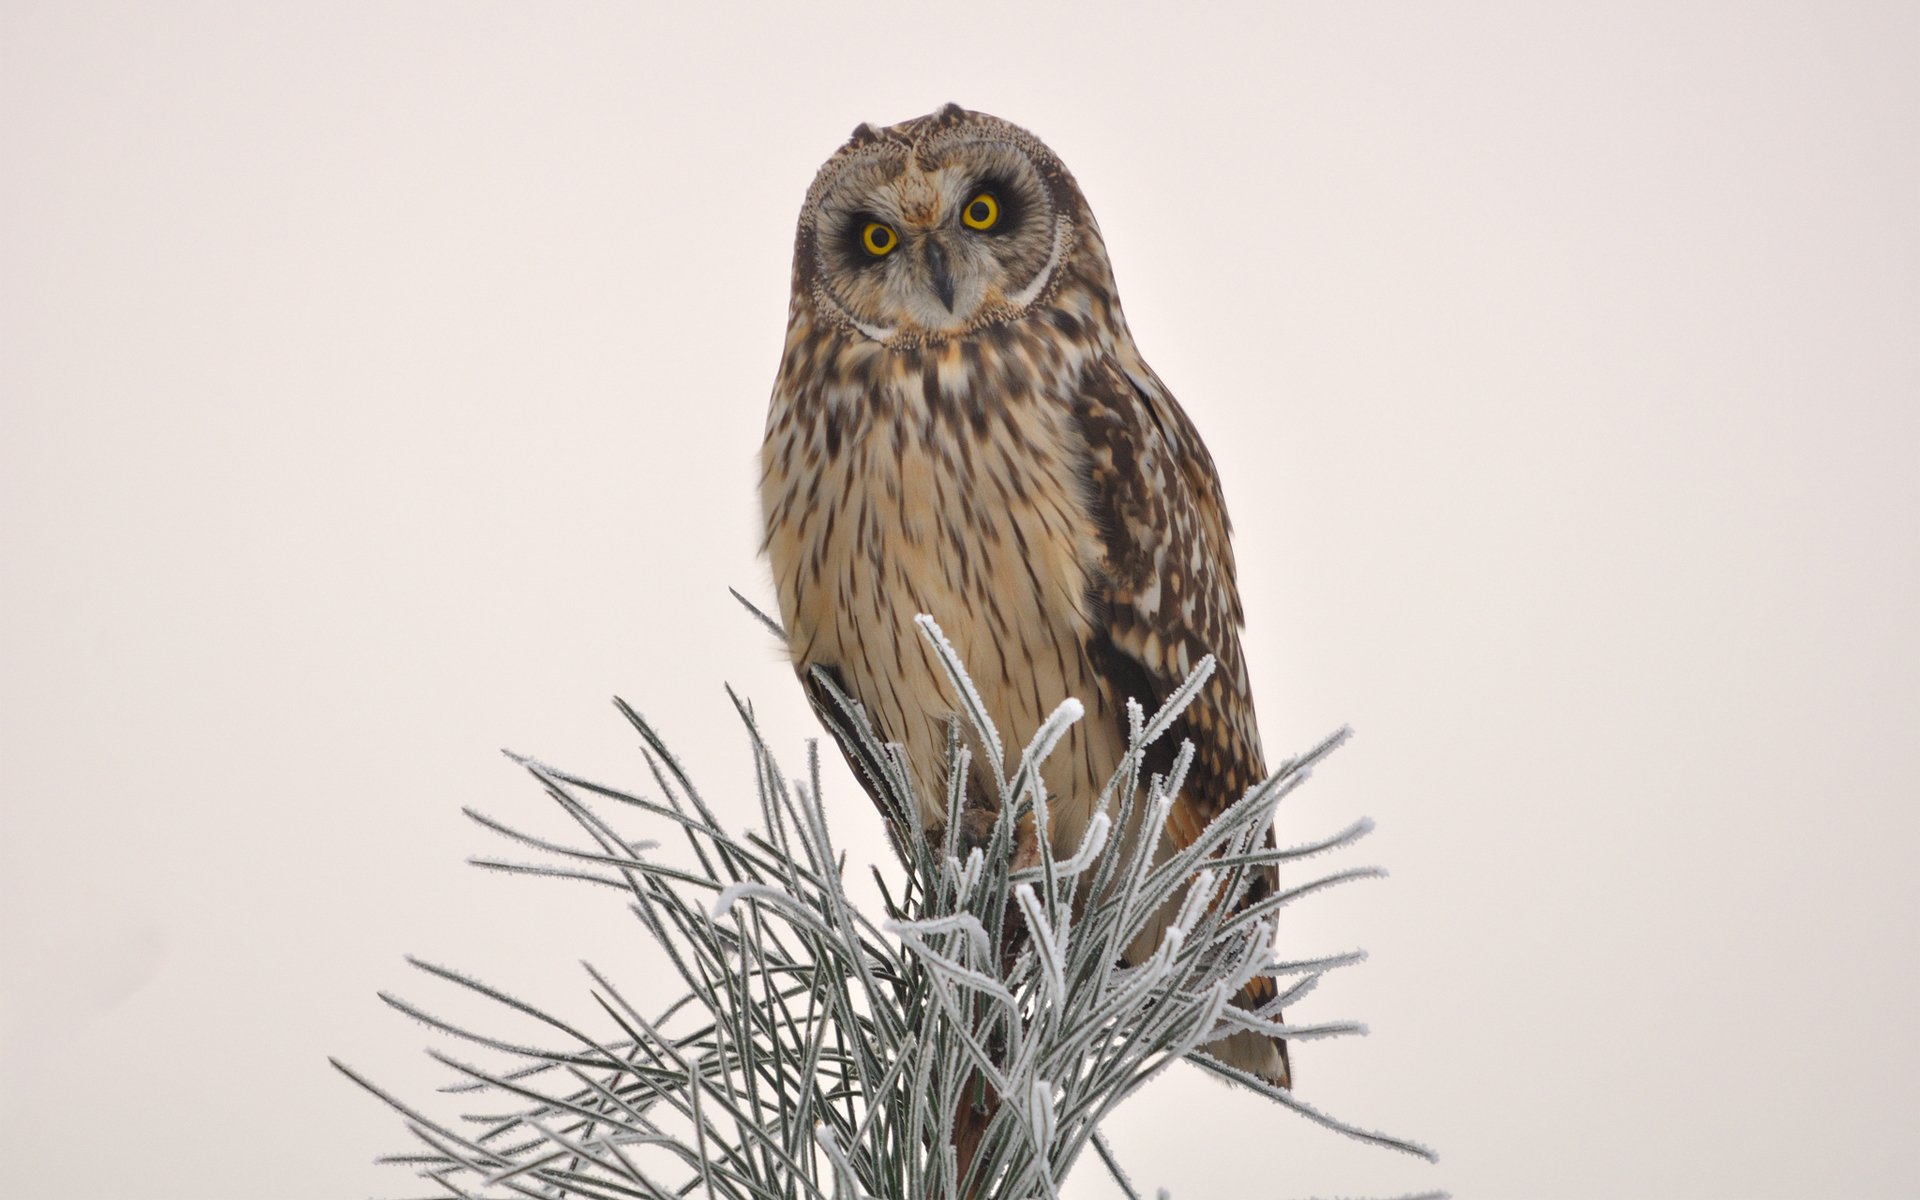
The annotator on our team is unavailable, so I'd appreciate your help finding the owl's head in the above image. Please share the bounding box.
[792,105,1086,344]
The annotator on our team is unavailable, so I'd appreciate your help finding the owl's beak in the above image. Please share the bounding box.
[922,239,956,312]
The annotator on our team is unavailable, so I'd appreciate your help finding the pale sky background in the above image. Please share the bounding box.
[3,3,1917,1197]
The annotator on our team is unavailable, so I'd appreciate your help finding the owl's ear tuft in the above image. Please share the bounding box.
[845,122,881,149]
[935,102,969,125]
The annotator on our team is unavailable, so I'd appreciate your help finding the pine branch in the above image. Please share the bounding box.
[338,613,1440,1198]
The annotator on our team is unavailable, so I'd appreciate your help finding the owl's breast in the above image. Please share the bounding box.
[761,342,1126,846]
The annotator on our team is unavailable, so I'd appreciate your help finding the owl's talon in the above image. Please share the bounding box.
[932,805,1001,860]
[1010,820,1043,873]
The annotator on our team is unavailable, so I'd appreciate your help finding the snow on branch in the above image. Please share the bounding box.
[336,609,1440,1198]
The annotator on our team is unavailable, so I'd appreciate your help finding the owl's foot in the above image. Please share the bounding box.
[931,803,1044,871]
[929,804,1002,860]
[1009,814,1043,873]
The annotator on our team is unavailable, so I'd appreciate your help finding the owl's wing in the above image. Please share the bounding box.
[1074,354,1266,828]
[1073,353,1291,1087]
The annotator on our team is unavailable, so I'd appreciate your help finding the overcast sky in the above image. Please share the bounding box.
[3,3,1916,1197]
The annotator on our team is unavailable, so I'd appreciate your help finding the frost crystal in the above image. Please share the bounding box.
[336,613,1438,1198]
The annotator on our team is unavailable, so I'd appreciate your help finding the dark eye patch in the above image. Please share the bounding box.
[965,175,1024,234]
[838,212,896,268]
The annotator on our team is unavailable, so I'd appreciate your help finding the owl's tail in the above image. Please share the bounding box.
[1205,975,1293,1089]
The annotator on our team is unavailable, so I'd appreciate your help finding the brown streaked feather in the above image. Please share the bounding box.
[1072,356,1265,808]
[1070,355,1291,1088]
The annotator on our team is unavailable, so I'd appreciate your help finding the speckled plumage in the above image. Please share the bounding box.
[760,105,1288,1087]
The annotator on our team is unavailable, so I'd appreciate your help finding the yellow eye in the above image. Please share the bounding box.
[861,221,897,256]
[961,192,1000,230]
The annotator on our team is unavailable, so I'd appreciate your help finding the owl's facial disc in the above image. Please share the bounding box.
[811,137,1065,341]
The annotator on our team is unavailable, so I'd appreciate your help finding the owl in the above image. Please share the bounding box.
[760,104,1289,1089]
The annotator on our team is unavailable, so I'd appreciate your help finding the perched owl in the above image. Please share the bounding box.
[760,104,1289,1088]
